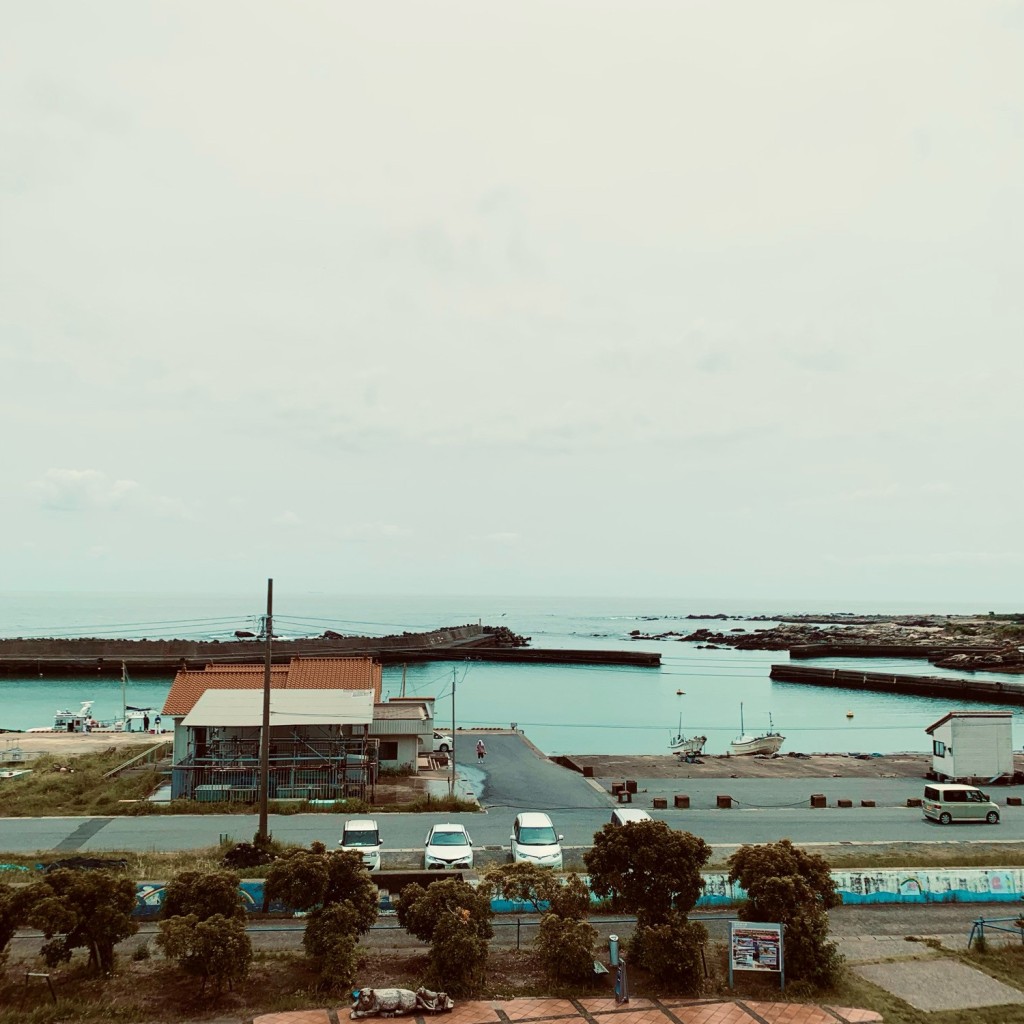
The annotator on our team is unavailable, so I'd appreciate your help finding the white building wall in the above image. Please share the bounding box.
[945,718,1013,779]
[930,720,954,776]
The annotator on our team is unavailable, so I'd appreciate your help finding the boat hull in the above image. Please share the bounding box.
[730,733,785,756]
[669,734,707,755]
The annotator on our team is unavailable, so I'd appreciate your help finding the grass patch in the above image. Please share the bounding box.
[0,748,480,817]
[0,747,163,817]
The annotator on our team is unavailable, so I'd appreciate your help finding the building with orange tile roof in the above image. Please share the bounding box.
[164,658,432,801]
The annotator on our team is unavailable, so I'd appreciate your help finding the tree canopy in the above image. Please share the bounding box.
[727,839,843,987]
[584,820,711,925]
[264,842,378,934]
[162,869,246,921]
[24,868,138,974]
[396,878,493,943]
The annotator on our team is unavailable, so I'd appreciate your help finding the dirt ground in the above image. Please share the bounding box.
[0,731,163,762]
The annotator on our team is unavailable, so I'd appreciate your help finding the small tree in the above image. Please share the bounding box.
[535,914,598,984]
[428,908,489,996]
[0,882,31,967]
[629,912,707,991]
[396,878,493,942]
[303,904,361,990]
[265,843,378,933]
[158,868,253,991]
[585,821,710,990]
[265,842,378,989]
[396,879,493,995]
[584,821,710,926]
[486,863,590,918]
[162,869,246,921]
[487,864,595,983]
[156,913,252,993]
[24,869,138,974]
[728,839,843,987]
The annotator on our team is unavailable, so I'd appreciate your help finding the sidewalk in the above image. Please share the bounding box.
[254,996,883,1024]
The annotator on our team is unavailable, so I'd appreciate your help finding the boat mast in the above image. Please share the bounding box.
[739,702,745,736]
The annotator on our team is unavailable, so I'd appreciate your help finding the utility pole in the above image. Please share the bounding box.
[449,666,456,797]
[257,578,273,843]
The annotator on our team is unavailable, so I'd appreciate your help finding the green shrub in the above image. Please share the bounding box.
[629,914,707,993]
[536,914,597,983]
[156,913,252,992]
[427,909,488,996]
[162,869,245,921]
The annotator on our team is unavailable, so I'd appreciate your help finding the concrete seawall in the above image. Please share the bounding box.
[771,663,1024,705]
[0,626,659,674]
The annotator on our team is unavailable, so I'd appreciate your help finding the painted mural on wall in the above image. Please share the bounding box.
[130,867,1024,918]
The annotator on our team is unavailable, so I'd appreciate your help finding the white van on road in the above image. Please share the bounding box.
[923,784,1000,825]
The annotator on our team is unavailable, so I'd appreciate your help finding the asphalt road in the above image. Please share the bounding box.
[2,733,1024,855]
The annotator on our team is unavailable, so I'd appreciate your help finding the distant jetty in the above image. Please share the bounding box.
[0,625,659,675]
[770,663,1024,705]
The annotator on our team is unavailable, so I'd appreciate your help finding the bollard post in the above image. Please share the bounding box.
[609,934,619,966]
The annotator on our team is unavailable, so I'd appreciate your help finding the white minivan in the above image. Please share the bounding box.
[339,818,383,870]
[510,812,564,869]
[923,784,1000,825]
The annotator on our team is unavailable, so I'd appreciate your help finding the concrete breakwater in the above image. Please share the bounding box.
[0,626,659,675]
[771,663,1024,705]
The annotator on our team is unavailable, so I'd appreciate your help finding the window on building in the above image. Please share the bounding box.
[932,740,946,757]
[378,741,399,761]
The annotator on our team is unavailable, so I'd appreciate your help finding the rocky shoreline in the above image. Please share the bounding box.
[628,613,1024,673]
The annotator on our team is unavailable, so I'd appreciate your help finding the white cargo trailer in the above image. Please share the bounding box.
[926,710,1014,783]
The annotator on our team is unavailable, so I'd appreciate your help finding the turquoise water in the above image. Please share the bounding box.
[1,592,1021,754]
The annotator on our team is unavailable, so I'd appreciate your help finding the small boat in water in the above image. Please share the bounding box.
[669,714,707,756]
[730,703,784,756]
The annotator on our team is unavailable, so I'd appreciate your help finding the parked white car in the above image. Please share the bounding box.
[432,731,454,753]
[338,818,382,871]
[609,808,653,827]
[424,823,474,870]
[510,812,563,869]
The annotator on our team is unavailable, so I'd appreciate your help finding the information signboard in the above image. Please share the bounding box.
[728,921,784,990]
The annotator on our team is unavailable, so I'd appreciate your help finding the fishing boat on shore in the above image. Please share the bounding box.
[730,703,784,756]
[669,714,707,756]
[27,701,159,734]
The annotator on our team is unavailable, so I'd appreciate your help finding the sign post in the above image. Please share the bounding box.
[728,922,784,992]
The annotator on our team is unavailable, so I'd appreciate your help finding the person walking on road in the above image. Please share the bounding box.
[476,739,486,761]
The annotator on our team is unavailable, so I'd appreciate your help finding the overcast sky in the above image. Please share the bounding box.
[2,2,1022,604]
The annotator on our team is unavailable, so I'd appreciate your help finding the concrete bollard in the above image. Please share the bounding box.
[907,797,922,807]
[652,797,668,809]
[611,782,625,795]
[810,794,826,808]
[837,799,853,808]
[617,790,632,804]
[625,780,638,794]
[674,794,690,809]
[861,799,875,807]
[583,766,594,778]
[1007,797,1022,807]
[717,795,733,809]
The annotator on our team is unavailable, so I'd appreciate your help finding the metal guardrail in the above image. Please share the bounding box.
[102,741,172,780]
[967,915,1024,948]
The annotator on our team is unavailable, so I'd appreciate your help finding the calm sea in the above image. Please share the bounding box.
[1,591,1021,755]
